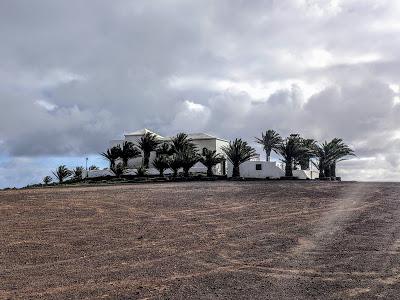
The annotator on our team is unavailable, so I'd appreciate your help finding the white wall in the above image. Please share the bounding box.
[227,161,284,179]
[84,169,114,178]
[292,169,319,179]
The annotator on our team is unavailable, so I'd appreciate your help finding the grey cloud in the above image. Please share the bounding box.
[1,0,400,183]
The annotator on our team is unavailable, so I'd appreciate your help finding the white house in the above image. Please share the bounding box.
[110,128,229,176]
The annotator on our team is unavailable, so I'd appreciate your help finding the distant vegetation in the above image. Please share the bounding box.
[43,176,52,185]
[26,129,354,189]
[52,165,72,183]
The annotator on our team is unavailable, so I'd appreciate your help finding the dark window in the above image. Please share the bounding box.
[256,164,262,170]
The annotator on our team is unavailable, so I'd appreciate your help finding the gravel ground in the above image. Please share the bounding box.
[1,181,400,299]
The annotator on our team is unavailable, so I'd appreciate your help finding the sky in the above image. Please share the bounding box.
[1,0,400,187]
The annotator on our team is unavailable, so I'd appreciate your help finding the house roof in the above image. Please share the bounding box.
[186,133,227,142]
[123,129,228,142]
[124,128,164,138]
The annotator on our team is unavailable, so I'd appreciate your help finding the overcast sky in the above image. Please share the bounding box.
[1,0,400,187]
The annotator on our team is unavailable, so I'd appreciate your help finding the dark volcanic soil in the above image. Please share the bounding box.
[1,181,400,299]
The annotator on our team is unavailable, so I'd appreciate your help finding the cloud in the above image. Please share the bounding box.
[169,100,211,132]
[1,0,400,186]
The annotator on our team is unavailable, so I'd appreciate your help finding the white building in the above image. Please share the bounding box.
[227,160,284,179]
[110,128,229,176]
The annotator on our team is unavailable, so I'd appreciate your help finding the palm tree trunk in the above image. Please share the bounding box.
[207,166,213,177]
[123,158,128,168]
[173,169,178,177]
[324,166,331,178]
[232,164,240,177]
[159,169,164,177]
[143,152,150,168]
[285,158,293,177]
[183,168,189,177]
[330,162,336,179]
[266,150,271,162]
[318,161,324,179]
[300,158,309,170]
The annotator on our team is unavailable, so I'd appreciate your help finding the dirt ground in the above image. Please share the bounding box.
[1,181,400,299]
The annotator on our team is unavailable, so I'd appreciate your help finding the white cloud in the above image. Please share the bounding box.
[35,99,58,111]
[169,100,211,132]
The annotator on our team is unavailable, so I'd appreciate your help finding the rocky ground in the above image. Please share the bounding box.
[1,181,400,299]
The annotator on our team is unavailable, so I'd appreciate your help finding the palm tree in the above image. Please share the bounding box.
[135,165,148,176]
[100,145,122,169]
[156,142,172,156]
[73,166,84,180]
[255,129,282,161]
[43,176,52,185]
[137,132,161,168]
[111,162,125,178]
[312,141,332,178]
[168,154,183,177]
[314,138,354,179]
[170,133,196,153]
[152,155,169,176]
[199,148,224,177]
[168,133,198,177]
[297,138,317,170]
[328,138,354,178]
[276,135,312,177]
[222,139,257,178]
[52,165,72,183]
[121,141,141,167]
[179,148,200,177]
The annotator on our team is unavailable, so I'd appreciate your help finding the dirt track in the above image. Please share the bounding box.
[1,181,400,299]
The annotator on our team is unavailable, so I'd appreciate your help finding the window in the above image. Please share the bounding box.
[256,164,262,170]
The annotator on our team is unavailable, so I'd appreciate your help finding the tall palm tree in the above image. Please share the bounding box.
[52,165,72,183]
[329,138,355,178]
[170,133,195,153]
[255,130,282,162]
[312,141,332,178]
[121,141,141,167]
[152,155,169,176]
[137,132,161,168]
[276,135,312,177]
[199,148,224,177]
[100,145,122,169]
[221,139,257,178]
[298,138,317,170]
[314,138,354,179]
